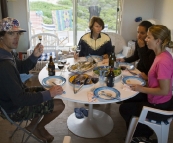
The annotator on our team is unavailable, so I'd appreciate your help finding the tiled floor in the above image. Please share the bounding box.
[1,74,173,143]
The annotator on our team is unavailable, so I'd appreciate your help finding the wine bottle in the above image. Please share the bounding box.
[109,46,116,68]
[106,68,115,87]
[48,56,55,76]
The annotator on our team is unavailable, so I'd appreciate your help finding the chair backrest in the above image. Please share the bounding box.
[30,33,59,50]
[41,23,56,32]
[106,32,127,54]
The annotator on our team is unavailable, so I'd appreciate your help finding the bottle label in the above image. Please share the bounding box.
[48,65,55,76]
[106,77,114,87]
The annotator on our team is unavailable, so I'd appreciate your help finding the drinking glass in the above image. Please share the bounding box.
[91,73,99,91]
[60,55,67,71]
[58,63,64,76]
[76,45,81,61]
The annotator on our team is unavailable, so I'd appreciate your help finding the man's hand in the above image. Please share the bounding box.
[49,85,63,97]
[33,43,44,57]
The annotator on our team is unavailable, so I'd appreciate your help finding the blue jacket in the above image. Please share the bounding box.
[0,48,51,113]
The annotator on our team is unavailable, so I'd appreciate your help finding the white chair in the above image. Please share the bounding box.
[125,106,173,143]
[106,32,133,59]
[27,33,59,73]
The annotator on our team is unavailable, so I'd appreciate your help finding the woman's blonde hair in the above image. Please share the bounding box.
[89,16,104,31]
[148,25,173,50]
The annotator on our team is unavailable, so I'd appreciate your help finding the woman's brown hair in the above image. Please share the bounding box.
[148,25,173,50]
[89,16,104,31]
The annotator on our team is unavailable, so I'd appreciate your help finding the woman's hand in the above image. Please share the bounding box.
[49,85,63,98]
[33,43,43,57]
[103,54,108,59]
[137,38,145,48]
[130,84,143,92]
[74,52,79,59]
[139,72,148,81]
[116,58,125,62]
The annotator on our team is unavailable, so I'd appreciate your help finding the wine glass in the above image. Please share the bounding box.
[91,73,99,91]
[38,35,42,43]
[58,63,64,76]
[60,55,67,71]
[76,45,81,61]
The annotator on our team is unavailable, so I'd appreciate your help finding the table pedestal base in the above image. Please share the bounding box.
[67,109,114,138]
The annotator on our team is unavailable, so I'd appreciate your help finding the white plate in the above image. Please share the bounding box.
[42,76,66,88]
[122,76,146,86]
[94,87,120,101]
[86,55,103,62]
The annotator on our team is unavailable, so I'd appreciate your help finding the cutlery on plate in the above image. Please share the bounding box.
[52,82,66,94]
[100,91,120,100]
[126,68,138,76]
[88,54,96,64]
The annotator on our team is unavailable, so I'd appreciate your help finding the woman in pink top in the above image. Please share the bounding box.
[119,25,173,141]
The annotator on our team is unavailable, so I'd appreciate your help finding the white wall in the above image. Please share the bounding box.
[121,0,155,43]
[7,0,29,52]
[154,0,173,40]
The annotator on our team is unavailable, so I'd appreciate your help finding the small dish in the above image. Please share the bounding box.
[86,55,103,62]
[93,66,121,77]
[94,86,120,100]
[67,61,95,73]
[122,76,146,86]
[42,76,66,88]
[69,74,92,85]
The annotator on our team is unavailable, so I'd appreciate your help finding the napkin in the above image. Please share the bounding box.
[87,91,98,102]
[122,84,135,92]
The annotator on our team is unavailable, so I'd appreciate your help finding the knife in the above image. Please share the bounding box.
[74,77,88,94]
[126,69,138,76]
[72,74,80,94]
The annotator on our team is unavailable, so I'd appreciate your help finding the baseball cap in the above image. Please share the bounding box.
[0,17,26,32]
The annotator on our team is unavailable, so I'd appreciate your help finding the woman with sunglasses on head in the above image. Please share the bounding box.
[0,17,65,142]
[119,25,173,142]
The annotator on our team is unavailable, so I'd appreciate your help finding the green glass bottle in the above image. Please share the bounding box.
[109,46,116,68]
[48,56,55,76]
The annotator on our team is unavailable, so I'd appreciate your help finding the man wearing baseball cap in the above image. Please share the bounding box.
[0,17,65,142]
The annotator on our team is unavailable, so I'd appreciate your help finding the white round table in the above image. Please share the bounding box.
[38,58,139,138]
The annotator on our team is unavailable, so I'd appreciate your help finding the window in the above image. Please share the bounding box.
[29,0,122,47]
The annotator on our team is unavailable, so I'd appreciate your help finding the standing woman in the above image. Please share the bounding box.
[74,16,112,59]
[119,25,173,140]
